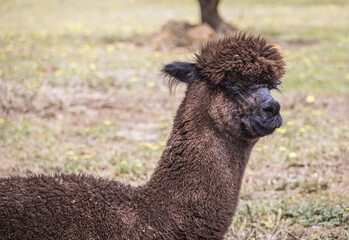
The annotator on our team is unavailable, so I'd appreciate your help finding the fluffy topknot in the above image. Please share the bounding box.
[195,32,285,88]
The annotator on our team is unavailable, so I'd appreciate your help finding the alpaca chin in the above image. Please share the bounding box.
[251,114,282,137]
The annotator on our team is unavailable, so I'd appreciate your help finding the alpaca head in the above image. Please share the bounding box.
[163,32,286,140]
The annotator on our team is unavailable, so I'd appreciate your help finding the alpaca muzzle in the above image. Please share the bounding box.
[251,114,282,137]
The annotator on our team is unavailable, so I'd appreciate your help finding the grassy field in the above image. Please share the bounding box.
[0,0,348,239]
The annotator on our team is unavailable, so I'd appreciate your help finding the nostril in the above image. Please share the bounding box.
[262,100,280,116]
[263,106,275,114]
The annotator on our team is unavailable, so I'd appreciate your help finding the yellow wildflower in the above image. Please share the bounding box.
[289,152,297,159]
[82,154,93,159]
[70,156,78,161]
[117,42,125,49]
[311,173,318,178]
[103,120,111,126]
[311,110,323,116]
[340,125,348,130]
[135,161,142,168]
[89,63,96,71]
[70,62,77,69]
[299,128,306,133]
[147,82,155,88]
[67,151,74,155]
[0,54,8,61]
[305,124,314,130]
[106,45,115,53]
[151,145,159,151]
[24,81,40,89]
[120,160,127,165]
[306,95,315,104]
[5,44,13,52]
[0,118,4,124]
[279,146,287,152]
[287,121,294,127]
[129,77,138,83]
[330,119,337,124]
[54,69,67,77]
[276,127,287,134]
[145,61,152,67]
[139,142,153,149]
[153,51,161,58]
[304,58,312,67]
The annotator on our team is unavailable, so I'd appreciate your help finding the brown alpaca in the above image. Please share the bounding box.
[0,32,285,240]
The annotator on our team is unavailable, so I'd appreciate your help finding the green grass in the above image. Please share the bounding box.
[285,202,349,227]
[0,0,348,238]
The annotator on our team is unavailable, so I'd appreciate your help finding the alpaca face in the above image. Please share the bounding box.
[204,81,282,140]
[226,84,282,138]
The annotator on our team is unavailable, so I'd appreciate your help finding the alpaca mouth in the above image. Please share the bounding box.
[252,114,282,137]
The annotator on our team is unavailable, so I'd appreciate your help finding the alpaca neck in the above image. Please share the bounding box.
[146,118,255,206]
[141,85,257,237]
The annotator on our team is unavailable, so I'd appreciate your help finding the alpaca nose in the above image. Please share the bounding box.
[262,99,280,117]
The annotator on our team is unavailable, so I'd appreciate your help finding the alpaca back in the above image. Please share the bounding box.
[0,174,138,239]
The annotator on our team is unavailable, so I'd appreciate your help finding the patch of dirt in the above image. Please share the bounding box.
[0,83,118,119]
[0,70,178,120]
[136,20,228,50]
[291,225,349,239]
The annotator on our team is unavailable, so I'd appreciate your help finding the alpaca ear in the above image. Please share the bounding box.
[162,61,199,85]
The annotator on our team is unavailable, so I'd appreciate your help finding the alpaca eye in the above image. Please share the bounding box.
[220,81,240,92]
[226,87,246,100]
[221,83,243,99]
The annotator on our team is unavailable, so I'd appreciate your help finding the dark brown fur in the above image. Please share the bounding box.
[195,32,285,88]
[0,32,285,240]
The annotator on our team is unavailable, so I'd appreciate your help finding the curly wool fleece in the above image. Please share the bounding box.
[195,32,286,88]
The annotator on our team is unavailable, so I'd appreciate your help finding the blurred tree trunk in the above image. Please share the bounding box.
[198,0,236,33]
[198,0,222,30]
